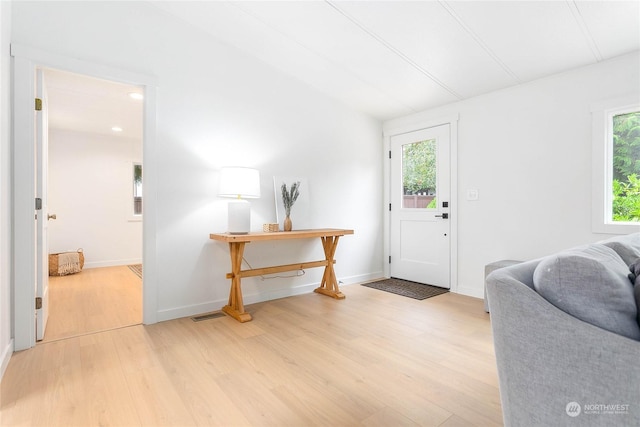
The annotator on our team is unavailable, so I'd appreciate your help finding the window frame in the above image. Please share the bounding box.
[591,96,640,234]
[129,161,143,221]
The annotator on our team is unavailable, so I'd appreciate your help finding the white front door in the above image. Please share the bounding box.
[390,124,451,288]
[35,68,50,340]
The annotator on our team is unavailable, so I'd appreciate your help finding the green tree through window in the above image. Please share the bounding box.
[612,111,640,222]
[402,139,436,195]
[134,163,142,215]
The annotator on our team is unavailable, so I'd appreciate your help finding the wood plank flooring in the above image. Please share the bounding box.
[1,284,503,426]
[43,265,142,342]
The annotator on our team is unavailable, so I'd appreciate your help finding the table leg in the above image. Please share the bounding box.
[222,241,253,322]
[314,236,346,299]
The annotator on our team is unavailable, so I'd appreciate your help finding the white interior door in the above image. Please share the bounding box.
[35,68,50,341]
[390,124,450,288]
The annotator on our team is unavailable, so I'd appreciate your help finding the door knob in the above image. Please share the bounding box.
[48,214,57,220]
[435,213,449,219]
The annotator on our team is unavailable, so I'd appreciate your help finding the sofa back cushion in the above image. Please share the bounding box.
[533,244,640,341]
[630,258,640,327]
[600,233,640,265]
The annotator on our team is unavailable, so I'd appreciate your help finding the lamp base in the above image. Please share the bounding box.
[227,199,250,234]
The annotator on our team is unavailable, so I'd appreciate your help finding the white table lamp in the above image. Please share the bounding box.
[219,167,261,234]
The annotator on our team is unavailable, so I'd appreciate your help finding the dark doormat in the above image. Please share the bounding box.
[362,278,449,300]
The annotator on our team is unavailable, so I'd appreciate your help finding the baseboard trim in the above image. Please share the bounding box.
[338,271,384,286]
[156,299,228,323]
[155,272,383,322]
[0,338,14,382]
[453,285,484,299]
[84,259,142,269]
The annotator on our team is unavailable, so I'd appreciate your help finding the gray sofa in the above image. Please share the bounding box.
[486,233,640,427]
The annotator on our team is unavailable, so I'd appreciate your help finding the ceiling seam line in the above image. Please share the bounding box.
[437,0,522,84]
[227,1,418,116]
[325,0,463,100]
[565,0,603,62]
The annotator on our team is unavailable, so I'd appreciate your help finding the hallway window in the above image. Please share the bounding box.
[134,163,142,215]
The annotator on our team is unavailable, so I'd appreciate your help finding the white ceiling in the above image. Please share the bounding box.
[152,0,640,120]
[45,1,640,137]
[44,68,143,140]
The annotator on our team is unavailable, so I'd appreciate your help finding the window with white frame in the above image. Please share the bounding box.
[592,98,640,234]
[133,163,142,216]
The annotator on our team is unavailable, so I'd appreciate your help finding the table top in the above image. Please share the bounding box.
[210,228,354,242]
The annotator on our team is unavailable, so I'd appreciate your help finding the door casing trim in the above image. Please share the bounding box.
[11,43,158,350]
[383,114,459,293]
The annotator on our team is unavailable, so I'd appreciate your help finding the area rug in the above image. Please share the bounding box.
[127,264,142,279]
[362,278,448,300]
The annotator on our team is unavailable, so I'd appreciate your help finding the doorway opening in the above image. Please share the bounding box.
[40,68,144,342]
[12,44,158,351]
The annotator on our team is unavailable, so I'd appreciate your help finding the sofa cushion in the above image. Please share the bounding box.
[533,244,640,341]
[636,283,640,328]
[600,233,640,266]
[630,258,640,327]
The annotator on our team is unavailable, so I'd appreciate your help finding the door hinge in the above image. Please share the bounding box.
[388,256,391,263]
[389,150,391,159]
[35,98,42,111]
[389,203,391,211]
[35,297,42,310]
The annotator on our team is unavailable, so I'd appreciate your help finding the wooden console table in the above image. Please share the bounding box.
[209,228,354,322]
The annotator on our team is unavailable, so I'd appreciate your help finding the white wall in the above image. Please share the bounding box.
[11,2,383,322]
[385,52,640,298]
[48,129,142,268]
[0,0,12,379]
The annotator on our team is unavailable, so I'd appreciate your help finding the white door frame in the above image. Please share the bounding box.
[11,44,159,350]
[383,114,459,292]
[35,68,50,340]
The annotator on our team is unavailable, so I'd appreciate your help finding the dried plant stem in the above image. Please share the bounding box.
[281,181,300,216]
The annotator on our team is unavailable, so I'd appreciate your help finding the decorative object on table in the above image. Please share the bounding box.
[48,248,84,276]
[263,223,279,232]
[273,176,310,229]
[281,181,300,231]
[219,167,261,234]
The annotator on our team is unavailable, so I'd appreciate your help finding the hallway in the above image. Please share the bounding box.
[43,265,142,342]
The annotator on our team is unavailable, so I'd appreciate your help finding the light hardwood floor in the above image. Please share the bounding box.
[43,265,142,342]
[1,284,502,426]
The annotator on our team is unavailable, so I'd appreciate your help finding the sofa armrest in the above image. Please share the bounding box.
[487,268,640,427]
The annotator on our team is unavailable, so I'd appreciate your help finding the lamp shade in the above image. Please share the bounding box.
[219,167,261,199]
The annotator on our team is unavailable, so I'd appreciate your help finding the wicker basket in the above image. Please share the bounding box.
[263,223,279,232]
[48,249,85,276]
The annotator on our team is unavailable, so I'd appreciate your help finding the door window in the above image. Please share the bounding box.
[402,139,437,209]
